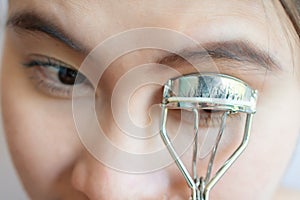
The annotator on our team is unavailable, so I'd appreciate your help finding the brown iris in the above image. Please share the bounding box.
[58,67,86,85]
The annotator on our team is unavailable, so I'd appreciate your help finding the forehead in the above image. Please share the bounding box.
[7,0,278,36]
[8,0,296,70]
[9,0,268,19]
[8,0,272,43]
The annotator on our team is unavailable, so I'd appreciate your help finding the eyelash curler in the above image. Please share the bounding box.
[160,73,258,200]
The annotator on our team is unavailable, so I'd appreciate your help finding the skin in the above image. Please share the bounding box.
[2,0,300,199]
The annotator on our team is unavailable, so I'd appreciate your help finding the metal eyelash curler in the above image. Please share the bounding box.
[160,73,258,200]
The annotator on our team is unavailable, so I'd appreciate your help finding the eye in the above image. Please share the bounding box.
[57,66,86,85]
[23,55,93,98]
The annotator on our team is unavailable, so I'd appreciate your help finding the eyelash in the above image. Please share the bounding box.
[23,55,93,98]
[171,109,240,128]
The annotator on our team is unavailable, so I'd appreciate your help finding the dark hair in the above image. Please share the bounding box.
[280,0,300,37]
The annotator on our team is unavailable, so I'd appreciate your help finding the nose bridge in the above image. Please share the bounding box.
[92,57,176,154]
[96,82,164,154]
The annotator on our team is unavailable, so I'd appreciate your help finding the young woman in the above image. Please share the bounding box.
[1,0,300,199]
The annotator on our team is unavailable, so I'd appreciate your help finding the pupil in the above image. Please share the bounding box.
[58,67,86,85]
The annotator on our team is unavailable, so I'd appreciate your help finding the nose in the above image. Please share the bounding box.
[71,151,186,200]
[70,51,196,199]
[70,81,191,199]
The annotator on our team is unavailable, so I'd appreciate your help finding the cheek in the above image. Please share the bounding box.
[251,76,300,177]
[1,70,81,197]
[212,76,300,200]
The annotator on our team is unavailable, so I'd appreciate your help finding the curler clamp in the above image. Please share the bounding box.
[160,73,258,200]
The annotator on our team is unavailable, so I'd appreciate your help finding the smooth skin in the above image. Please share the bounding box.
[2,0,300,199]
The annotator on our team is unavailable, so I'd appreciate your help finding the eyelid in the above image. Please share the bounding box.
[23,54,78,70]
[23,54,94,98]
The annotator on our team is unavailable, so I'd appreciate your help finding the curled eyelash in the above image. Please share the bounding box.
[23,55,93,98]
[169,109,241,128]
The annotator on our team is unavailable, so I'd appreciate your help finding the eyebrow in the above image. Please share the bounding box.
[158,41,281,72]
[7,12,89,53]
[7,12,280,72]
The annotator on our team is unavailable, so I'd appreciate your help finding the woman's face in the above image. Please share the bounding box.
[2,0,300,199]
